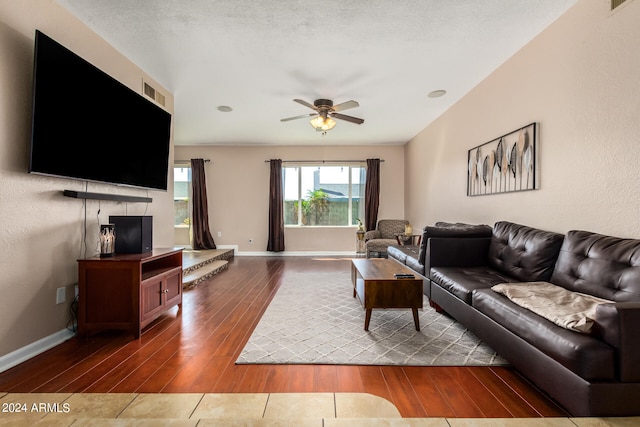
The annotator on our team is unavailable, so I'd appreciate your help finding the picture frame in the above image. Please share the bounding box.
[467,122,536,196]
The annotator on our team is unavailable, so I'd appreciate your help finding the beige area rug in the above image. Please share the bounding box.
[236,271,508,366]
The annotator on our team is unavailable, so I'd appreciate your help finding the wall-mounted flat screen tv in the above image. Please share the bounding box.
[29,30,172,191]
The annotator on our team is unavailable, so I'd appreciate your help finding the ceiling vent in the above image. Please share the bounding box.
[143,81,165,107]
[611,0,627,10]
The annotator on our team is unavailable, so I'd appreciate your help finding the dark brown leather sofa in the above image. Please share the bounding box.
[390,221,640,416]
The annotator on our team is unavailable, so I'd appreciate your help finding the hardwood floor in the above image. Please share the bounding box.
[0,256,568,418]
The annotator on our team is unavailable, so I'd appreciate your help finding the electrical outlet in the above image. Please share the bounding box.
[249,239,254,244]
[217,231,222,237]
[56,287,66,305]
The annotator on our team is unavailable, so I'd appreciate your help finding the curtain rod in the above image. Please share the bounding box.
[263,159,384,163]
[175,159,211,163]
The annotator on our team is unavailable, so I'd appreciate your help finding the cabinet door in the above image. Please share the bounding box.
[164,266,183,308]
[140,276,164,324]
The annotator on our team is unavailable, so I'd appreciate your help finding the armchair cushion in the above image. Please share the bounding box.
[366,239,399,257]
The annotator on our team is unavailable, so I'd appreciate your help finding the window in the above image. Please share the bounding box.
[174,166,191,226]
[284,164,365,226]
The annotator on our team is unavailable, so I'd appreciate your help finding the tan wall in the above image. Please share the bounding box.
[405,0,640,238]
[0,0,175,357]
[174,145,405,253]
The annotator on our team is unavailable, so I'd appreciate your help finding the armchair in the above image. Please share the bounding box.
[365,219,409,258]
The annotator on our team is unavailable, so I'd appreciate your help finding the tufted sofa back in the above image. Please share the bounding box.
[488,221,564,282]
[551,230,640,302]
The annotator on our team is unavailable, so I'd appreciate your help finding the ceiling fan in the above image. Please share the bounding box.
[280,99,364,132]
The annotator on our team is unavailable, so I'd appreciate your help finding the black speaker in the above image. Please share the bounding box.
[109,216,153,254]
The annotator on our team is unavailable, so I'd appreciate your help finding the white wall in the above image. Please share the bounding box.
[405,0,640,238]
[0,0,175,357]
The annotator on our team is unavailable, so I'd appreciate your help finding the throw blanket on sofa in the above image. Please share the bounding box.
[491,282,612,333]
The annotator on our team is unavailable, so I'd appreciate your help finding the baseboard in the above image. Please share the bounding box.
[237,251,357,257]
[215,245,238,254]
[175,245,238,254]
[176,245,355,258]
[0,329,75,374]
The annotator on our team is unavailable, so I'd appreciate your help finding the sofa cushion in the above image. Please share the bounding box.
[551,230,640,302]
[406,255,425,276]
[387,245,418,264]
[430,266,514,304]
[388,245,425,275]
[488,222,564,282]
[473,288,616,381]
[491,282,612,333]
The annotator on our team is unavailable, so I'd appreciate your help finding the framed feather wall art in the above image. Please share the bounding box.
[467,122,536,196]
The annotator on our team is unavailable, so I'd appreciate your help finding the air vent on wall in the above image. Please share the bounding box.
[611,0,627,10]
[143,81,165,107]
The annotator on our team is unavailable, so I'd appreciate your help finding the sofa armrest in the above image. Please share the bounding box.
[364,230,380,241]
[426,237,491,271]
[594,302,640,382]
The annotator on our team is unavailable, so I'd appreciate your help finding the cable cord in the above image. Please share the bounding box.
[67,294,78,333]
[82,182,88,258]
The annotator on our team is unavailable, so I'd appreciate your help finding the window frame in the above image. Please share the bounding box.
[283,162,364,228]
[173,164,191,228]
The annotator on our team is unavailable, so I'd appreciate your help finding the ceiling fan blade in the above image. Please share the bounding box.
[293,99,318,111]
[332,100,359,112]
[331,112,364,125]
[280,113,317,122]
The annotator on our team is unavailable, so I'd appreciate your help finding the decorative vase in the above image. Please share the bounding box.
[99,224,115,257]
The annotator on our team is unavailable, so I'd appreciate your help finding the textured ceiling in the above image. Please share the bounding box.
[57,0,577,146]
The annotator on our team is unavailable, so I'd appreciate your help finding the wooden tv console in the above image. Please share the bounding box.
[77,248,183,339]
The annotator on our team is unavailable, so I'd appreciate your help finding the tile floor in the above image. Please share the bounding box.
[0,392,638,426]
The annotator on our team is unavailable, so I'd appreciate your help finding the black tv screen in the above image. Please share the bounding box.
[29,30,172,191]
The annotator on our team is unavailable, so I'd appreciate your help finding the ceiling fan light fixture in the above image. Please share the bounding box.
[309,115,336,131]
[309,116,324,128]
[283,98,361,132]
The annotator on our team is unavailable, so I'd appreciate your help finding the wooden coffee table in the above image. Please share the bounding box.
[351,258,423,331]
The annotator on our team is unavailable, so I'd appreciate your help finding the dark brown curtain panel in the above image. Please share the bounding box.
[364,158,380,232]
[190,158,216,250]
[267,159,285,252]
